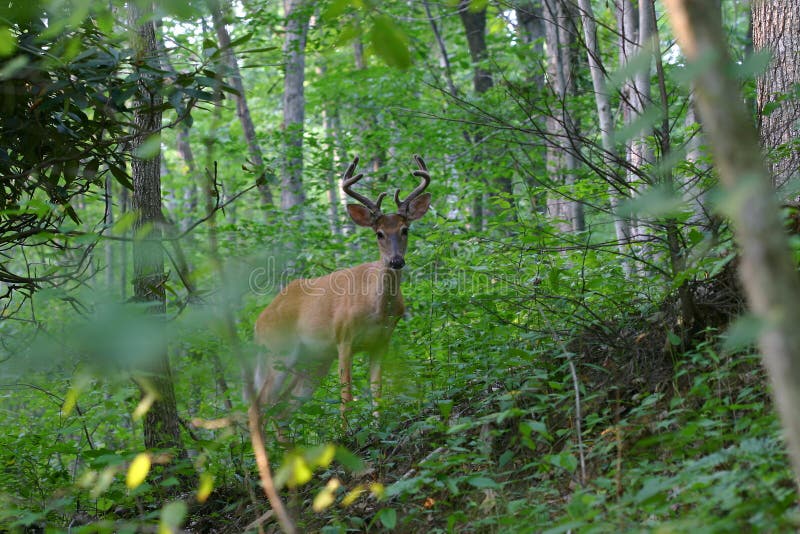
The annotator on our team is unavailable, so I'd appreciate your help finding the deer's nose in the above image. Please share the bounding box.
[388,256,405,270]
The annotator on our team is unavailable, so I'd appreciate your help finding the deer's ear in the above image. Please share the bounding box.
[406,193,431,222]
[347,204,375,227]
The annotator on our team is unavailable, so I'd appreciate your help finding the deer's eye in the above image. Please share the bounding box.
[401,227,409,236]
[376,231,385,240]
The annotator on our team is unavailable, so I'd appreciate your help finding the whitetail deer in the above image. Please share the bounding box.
[252,155,432,420]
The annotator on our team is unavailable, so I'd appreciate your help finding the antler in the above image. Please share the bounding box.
[394,154,431,216]
[342,156,387,215]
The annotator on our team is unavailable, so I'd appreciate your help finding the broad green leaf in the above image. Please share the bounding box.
[467,476,500,489]
[722,314,763,353]
[0,26,16,56]
[126,453,151,489]
[335,446,365,472]
[377,508,397,529]
[369,15,411,69]
[0,55,27,80]
[548,452,578,473]
[734,50,772,80]
[322,0,351,21]
[132,135,161,160]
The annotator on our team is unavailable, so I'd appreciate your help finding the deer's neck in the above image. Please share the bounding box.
[374,262,403,317]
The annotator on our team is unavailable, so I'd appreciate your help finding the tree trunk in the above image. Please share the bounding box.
[128,4,185,455]
[665,0,800,489]
[543,0,584,232]
[211,0,275,206]
[576,0,632,274]
[281,0,309,213]
[683,92,712,226]
[458,0,502,229]
[752,0,800,194]
[104,174,114,291]
[515,0,545,87]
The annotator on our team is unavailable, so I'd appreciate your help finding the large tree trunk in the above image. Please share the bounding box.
[211,0,275,206]
[128,4,184,455]
[665,0,800,489]
[752,0,800,194]
[281,0,309,213]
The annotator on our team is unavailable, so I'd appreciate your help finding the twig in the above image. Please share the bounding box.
[534,305,587,486]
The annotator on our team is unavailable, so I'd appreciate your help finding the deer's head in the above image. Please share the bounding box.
[343,155,431,270]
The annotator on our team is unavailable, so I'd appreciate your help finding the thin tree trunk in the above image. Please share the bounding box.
[128,4,184,455]
[210,0,275,207]
[683,91,712,227]
[353,37,365,70]
[281,0,309,214]
[318,64,341,235]
[543,0,583,232]
[104,174,114,291]
[458,0,495,229]
[120,184,128,300]
[155,24,199,227]
[576,0,632,274]
[752,0,800,194]
[666,0,800,490]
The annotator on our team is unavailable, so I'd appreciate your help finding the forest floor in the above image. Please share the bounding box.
[187,264,799,533]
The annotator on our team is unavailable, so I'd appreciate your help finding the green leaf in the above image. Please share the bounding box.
[132,135,161,160]
[469,0,489,11]
[548,452,578,473]
[0,26,16,57]
[618,184,687,218]
[0,55,28,80]
[734,50,772,80]
[667,331,681,346]
[108,164,133,190]
[467,476,500,489]
[323,0,351,21]
[722,314,763,353]
[369,15,411,69]
[159,500,188,533]
[335,446,365,472]
[376,508,397,529]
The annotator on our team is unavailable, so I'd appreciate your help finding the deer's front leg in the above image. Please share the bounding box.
[369,348,385,409]
[338,342,353,414]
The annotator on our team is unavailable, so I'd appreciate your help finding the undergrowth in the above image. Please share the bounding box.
[274,340,798,533]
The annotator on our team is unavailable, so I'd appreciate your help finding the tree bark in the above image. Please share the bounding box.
[210,0,275,206]
[752,0,800,193]
[458,0,511,228]
[665,0,800,488]
[281,0,309,213]
[515,0,545,88]
[576,0,632,273]
[128,4,185,455]
[543,0,584,232]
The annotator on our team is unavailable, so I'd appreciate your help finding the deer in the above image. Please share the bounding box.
[252,155,432,424]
